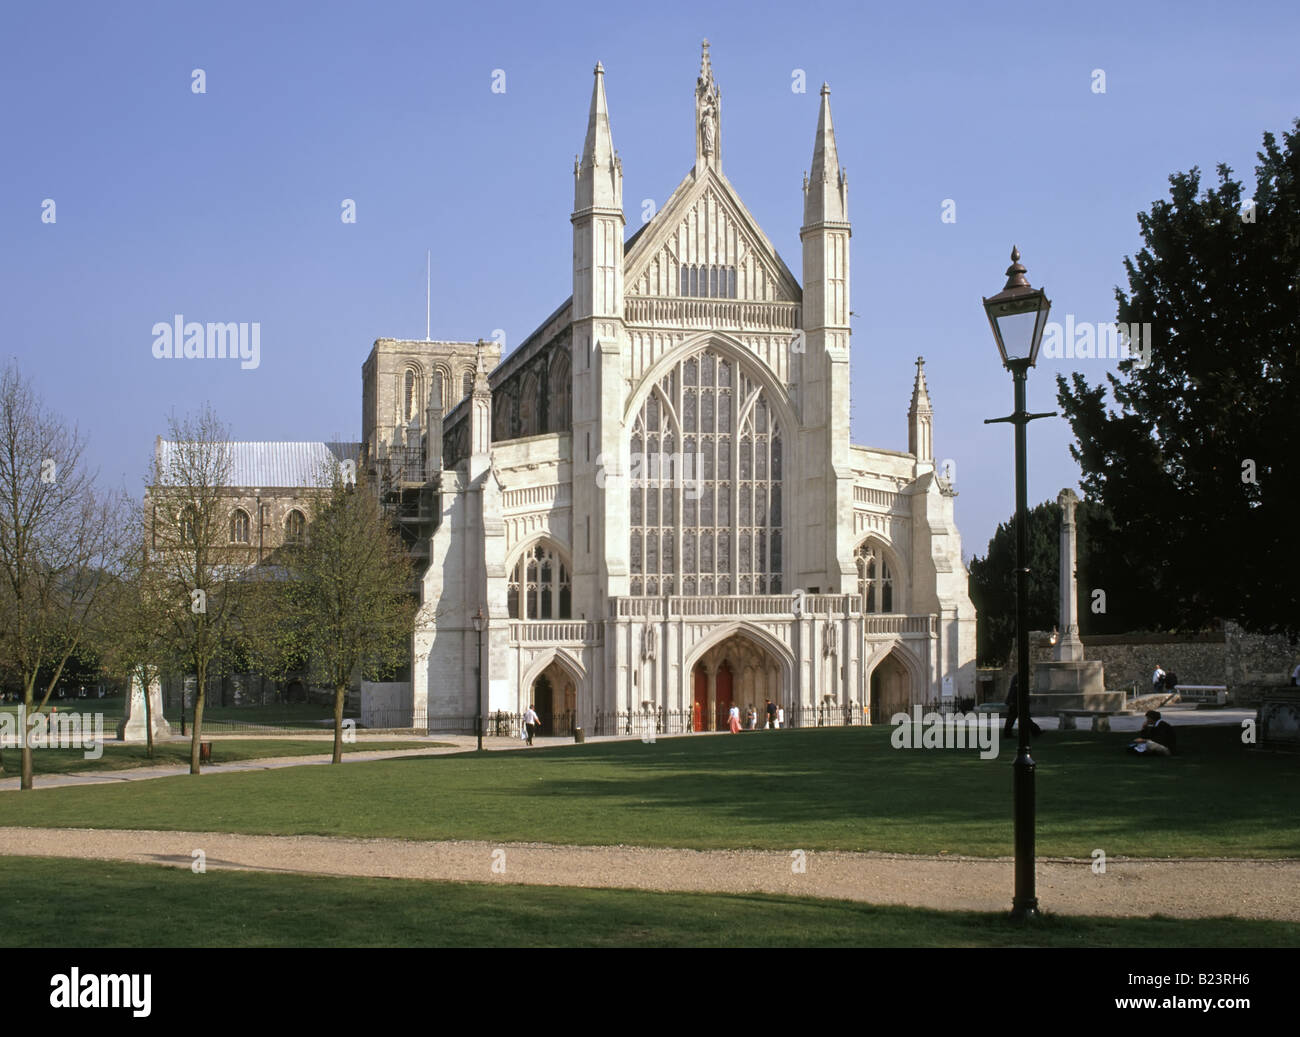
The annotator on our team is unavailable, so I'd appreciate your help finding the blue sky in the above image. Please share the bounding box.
[3,0,1297,561]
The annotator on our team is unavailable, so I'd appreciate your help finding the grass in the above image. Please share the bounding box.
[0,725,1294,859]
[0,740,438,776]
[0,856,1293,947]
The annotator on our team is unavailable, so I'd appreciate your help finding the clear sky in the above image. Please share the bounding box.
[3,0,1297,562]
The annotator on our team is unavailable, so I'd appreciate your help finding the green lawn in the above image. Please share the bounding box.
[0,857,1292,947]
[0,725,1293,859]
[0,740,438,777]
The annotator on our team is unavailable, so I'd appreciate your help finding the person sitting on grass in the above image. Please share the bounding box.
[1127,710,1177,756]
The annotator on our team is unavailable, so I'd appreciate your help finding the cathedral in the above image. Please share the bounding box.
[361,44,977,732]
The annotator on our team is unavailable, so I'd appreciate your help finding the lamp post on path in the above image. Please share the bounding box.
[982,246,1055,922]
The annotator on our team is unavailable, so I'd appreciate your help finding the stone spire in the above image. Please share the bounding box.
[694,39,721,173]
[908,356,933,463]
[573,61,621,213]
[802,83,847,226]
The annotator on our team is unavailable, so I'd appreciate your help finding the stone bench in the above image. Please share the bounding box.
[1057,709,1114,732]
[1175,685,1227,707]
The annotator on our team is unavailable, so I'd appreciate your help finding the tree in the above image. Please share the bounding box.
[1056,120,1300,635]
[269,462,416,763]
[0,361,125,789]
[969,497,1136,666]
[147,406,255,774]
[95,519,169,759]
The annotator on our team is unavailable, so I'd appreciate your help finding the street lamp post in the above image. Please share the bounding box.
[982,246,1055,922]
[472,606,485,752]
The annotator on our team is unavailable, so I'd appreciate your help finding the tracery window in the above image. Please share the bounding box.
[678,264,738,299]
[230,508,250,544]
[856,542,894,613]
[507,541,572,619]
[629,349,782,597]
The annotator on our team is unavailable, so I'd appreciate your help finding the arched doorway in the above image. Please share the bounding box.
[689,629,786,731]
[870,649,913,722]
[530,658,577,736]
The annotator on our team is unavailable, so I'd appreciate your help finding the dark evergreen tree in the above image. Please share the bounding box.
[1056,121,1300,636]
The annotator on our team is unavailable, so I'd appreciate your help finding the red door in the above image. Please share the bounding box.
[716,663,733,731]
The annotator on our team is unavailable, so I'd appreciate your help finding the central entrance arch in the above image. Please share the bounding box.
[687,626,790,731]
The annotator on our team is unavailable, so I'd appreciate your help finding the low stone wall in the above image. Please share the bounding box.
[1016,623,1297,704]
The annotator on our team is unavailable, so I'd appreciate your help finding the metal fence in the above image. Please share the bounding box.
[591,709,694,737]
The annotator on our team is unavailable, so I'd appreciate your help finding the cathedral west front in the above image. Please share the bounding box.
[361,44,976,733]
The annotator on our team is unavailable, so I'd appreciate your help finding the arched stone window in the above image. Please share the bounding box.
[403,369,418,422]
[548,348,571,432]
[430,370,445,413]
[230,508,250,544]
[285,509,306,545]
[181,506,198,546]
[519,371,540,437]
[507,541,572,619]
[462,369,474,400]
[856,542,894,613]
[629,348,783,597]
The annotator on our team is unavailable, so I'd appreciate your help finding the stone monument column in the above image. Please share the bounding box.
[1054,488,1085,663]
[117,668,173,742]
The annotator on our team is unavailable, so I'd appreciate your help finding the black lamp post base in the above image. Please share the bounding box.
[1010,901,1041,922]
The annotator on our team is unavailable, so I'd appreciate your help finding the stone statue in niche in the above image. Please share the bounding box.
[700,99,716,156]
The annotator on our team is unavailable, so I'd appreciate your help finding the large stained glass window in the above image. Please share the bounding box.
[630,349,782,597]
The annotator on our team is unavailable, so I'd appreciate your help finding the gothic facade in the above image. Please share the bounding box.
[363,45,976,730]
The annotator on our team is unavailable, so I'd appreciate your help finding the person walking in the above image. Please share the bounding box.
[728,703,741,734]
[776,705,785,729]
[522,703,540,746]
[765,699,777,730]
[1151,664,1166,696]
[1002,672,1041,739]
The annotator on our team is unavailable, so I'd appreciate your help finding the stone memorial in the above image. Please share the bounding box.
[1030,489,1124,713]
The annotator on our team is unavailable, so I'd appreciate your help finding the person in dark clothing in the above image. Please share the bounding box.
[765,699,777,729]
[1002,673,1042,738]
[1127,710,1177,756]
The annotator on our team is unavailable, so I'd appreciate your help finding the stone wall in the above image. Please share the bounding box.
[996,624,1300,704]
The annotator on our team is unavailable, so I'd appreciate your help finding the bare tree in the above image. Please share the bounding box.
[148,405,254,774]
[0,361,125,789]
[271,460,416,763]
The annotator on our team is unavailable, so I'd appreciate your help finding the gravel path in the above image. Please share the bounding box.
[2,826,1297,920]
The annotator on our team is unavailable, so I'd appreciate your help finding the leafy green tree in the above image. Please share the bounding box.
[267,463,416,763]
[1056,120,1300,635]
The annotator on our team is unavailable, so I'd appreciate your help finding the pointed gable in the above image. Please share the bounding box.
[623,168,801,303]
